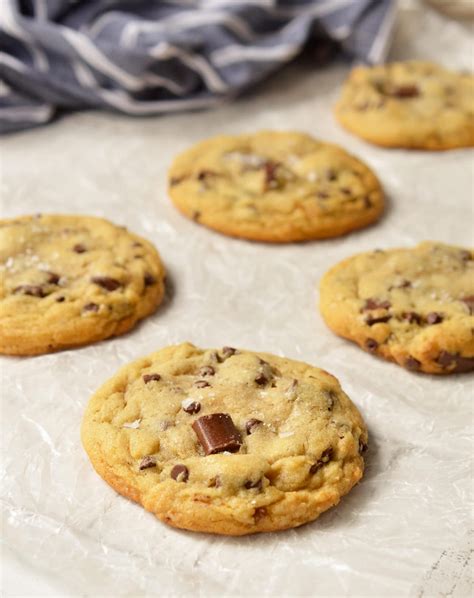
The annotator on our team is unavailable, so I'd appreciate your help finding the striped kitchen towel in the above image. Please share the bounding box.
[0,0,396,134]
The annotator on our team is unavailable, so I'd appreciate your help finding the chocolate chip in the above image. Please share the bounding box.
[365,314,391,326]
[390,84,420,98]
[91,276,122,291]
[73,243,87,253]
[192,413,242,455]
[56,296,65,303]
[83,302,99,312]
[402,311,421,324]
[364,197,373,209]
[310,448,333,474]
[245,418,263,435]
[170,175,185,186]
[13,285,46,298]
[325,168,337,181]
[460,250,471,261]
[365,338,378,352]
[254,506,267,521]
[244,478,262,490]
[405,356,421,371]
[46,272,60,284]
[143,373,161,383]
[144,273,156,286]
[197,170,217,181]
[132,241,143,248]
[426,312,443,325]
[183,401,201,414]
[192,210,201,222]
[340,187,351,195]
[255,373,268,386]
[398,279,412,288]
[171,464,189,482]
[222,346,237,358]
[359,441,368,454]
[461,296,474,314]
[194,380,210,388]
[263,161,279,189]
[317,191,329,199]
[199,365,215,377]
[139,456,157,470]
[436,352,474,373]
[364,298,391,310]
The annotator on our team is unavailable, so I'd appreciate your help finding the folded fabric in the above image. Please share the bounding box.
[0,0,396,134]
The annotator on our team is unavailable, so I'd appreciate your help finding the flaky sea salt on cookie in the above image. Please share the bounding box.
[335,61,474,150]
[0,214,165,355]
[320,242,474,374]
[168,131,384,242]
[81,343,367,535]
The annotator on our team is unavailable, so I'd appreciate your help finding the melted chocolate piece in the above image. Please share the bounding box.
[56,296,65,303]
[244,478,262,490]
[245,418,263,435]
[460,250,471,262]
[426,312,443,325]
[264,161,279,189]
[309,448,333,474]
[73,243,87,253]
[405,356,421,371]
[144,273,156,286]
[359,441,368,454]
[183,401,201,414]
[139,456,157,470]
[143,373,161,384]
[402,312,421,325]
[83,302,99,312]
[13,285,46,298]
[192,413,242,455]
[222,346,237,358]
[171,464,189,482]
[461,295,474,314]
[390,84,420,98]
[199,365,215,377]
[46,272,60,284]
[254,507,267,521]
[364,298,391,310]
[365,314,391,326]
[365,338,378,352]
[436,352,474,373]
[255,373,268,385]
[194,380,210,388]
[91,276,122,291]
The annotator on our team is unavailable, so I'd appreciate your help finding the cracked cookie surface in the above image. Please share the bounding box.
[335,61,474,149]
[81,343,367,535]
[320,242,474,374]
[168,131,383,242]
[0,214,165,355]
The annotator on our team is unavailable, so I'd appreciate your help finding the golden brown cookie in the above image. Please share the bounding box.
[319,242,474,374]
[168,131,384,242]
[335,61,474,150]
[0,214,165,355]
[81,343,367,535]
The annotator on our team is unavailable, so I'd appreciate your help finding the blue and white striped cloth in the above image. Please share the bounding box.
[0,1,396,134]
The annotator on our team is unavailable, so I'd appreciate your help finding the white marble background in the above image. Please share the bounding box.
[1,1,473,596]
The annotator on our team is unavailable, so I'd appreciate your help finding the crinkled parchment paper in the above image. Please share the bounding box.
[1,2,473,596]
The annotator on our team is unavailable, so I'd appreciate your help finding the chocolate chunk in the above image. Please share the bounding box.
[73,243,87,253]
[46,272,60,284]
[143,373,161,384]
[255,373,268,386]
[245,418,263,435]
[461,295,474,314]
[390,84,420,98]
[426,312,443,325]
[144,273,156,286]
[183,401,201,414]
[222,346,237,358]
[83,302,99,312]
[365,338,378,352]
[405,356,421,371]
[199,365,215,377]
[365,314,391,326]
[139,456,157,470]
[91,276,122,291]
[402,311,421,324]
[192,413,242,455]
[436,352,474,373]
[244,478,262,490]
[56,296,65,303]
[13,285,46,298]
[254,506,267,521]
[310,448,333,474]
[194,380,210,388]
[171,464,189,482]
[364,298,391,310]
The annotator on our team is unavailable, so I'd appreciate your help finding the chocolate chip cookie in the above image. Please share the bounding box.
[0,214,165,355]
[319,242,474,374]
[81,343,367,535]
[168,131,384,242]
[335,61,474,149]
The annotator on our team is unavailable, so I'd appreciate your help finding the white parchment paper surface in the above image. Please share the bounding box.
[1,2,473,596]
